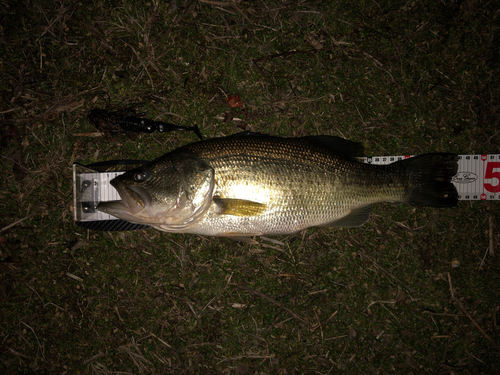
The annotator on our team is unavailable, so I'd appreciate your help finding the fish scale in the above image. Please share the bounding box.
[192,150,400,235]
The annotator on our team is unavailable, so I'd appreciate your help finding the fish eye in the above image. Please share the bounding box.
[133,170,147,182]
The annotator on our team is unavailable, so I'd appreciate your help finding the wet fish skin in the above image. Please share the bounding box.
[97,133,458,238]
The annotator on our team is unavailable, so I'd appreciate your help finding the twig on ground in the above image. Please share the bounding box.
[237,284,309,327]
[218,353,275,364]
[118,337,152,371]
[357,250,415,293]
[252,44,405,104]
[72,132,104,137]
[198,0,228,6]
[1,213,37,232]
[489,216,494,256]
[479,247,490,269]
[137,333,172,348]
[20,322,44,359]
[447,272,500,352]
[83,352,105,365]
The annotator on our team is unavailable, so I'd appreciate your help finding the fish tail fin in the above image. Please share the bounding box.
[398,153,458,207]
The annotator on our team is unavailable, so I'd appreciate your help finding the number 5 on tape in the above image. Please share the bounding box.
[483,155,500,193]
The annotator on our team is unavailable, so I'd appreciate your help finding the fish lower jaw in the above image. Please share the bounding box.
[150,222,199,233]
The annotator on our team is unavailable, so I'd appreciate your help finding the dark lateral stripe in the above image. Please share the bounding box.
[76,220,149,231]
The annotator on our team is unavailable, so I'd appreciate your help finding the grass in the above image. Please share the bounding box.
[1,0,499,373]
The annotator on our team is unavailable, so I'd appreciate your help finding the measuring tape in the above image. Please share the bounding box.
[361,154,500,201]
[73,153,500,226]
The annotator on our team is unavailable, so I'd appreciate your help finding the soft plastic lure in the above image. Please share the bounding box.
[87,107,203,140]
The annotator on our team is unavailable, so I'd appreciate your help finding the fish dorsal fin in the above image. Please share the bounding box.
[320,206,371,228]
[214,198,267,217]
[229,131,266,137]
[303,135,365,161]
[229,133,364,161]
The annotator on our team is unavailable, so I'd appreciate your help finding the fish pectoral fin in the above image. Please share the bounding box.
[214,198,267,217]
[321,206,372,228]
[220,232,261,245]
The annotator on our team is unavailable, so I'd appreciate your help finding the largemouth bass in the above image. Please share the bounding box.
[97,133,458,240]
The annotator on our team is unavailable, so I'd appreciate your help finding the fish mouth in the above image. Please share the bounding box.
[97,179,151,222]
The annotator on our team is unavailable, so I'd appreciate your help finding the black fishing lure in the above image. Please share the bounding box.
[87,107,203,140]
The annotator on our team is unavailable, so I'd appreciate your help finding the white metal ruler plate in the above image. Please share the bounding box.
[73,164,125,222]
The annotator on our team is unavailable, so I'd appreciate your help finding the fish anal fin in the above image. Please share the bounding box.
[321,206,371,228]
[220,232,261,245]
[214,198,267,217]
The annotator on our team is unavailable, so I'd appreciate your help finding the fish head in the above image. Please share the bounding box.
[97,153,215,230]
